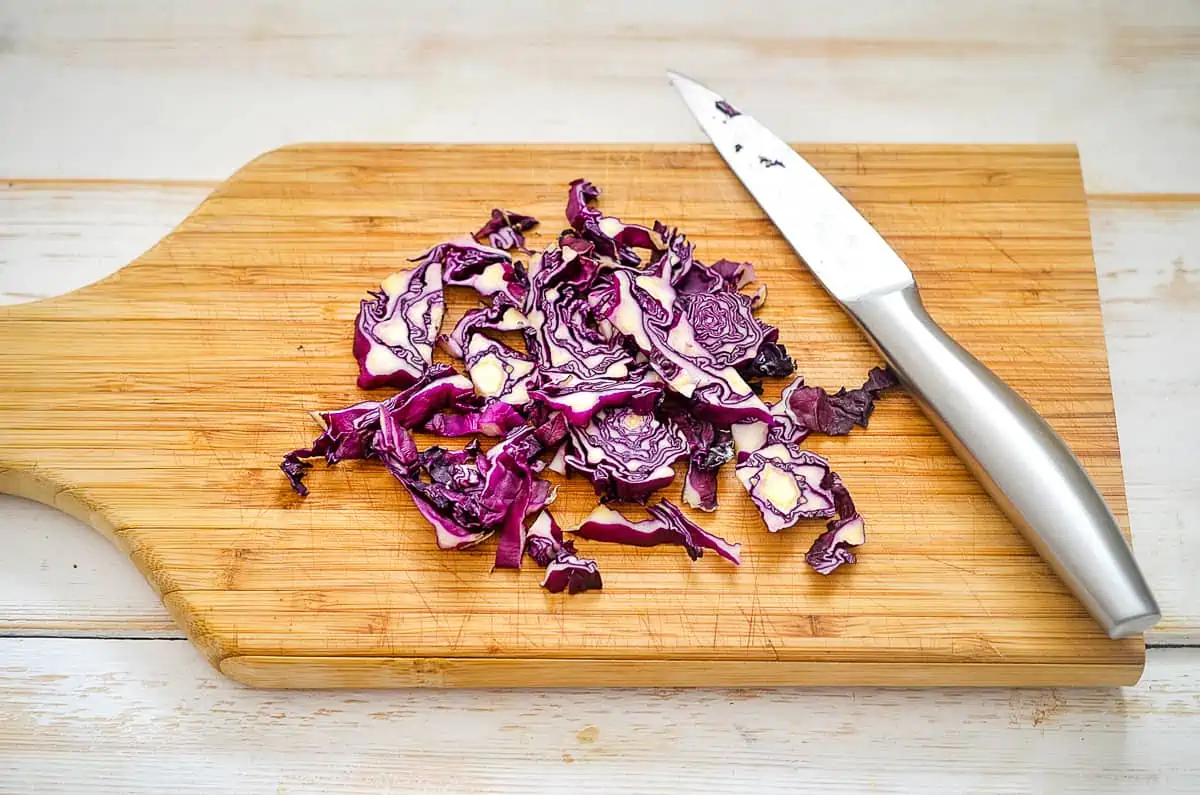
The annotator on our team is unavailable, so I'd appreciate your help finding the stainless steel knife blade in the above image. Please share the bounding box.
[667,70,912,303]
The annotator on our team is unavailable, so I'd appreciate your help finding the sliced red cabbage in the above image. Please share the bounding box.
[542,553,603,594]
[709,259,757,290]
[424,401,525,437]
[479,426,542,569]
[531,410,569,449]
[750,283,767,310]
[530,365,664,427]
[464,334,536,405]
[545,442,568,475]
[525,509,571,566]
[673,256,758,295]
[414,237,526,304]
[737,340,795,384]
[734,442,867,574]
[475,208,538,252]
[806,514,866,575]
[654,223,700,287]
[604,264,772,425]
[280,365,472,495]
[565,406,688,503]
[438,294,529,359]
[566,179,664,267]
[662,401,733,512]
[399,442,497,550]
[781,366,899,437]
[732,364,892,461]
[730,418,770,462]
[735,443,839,532]
[286,177,897,591]
[380,366,475,430]
[525,510,601,592]
[648,499,742,564]
[392,426,551,560]
[523,249,632,382]
[678,289,772,369]
[374,412,419,477]
[527,478,558,517]
[353,260,445,390]
[572,500,741,565]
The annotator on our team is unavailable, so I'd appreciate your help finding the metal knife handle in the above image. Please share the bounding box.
[844,283,1159,639]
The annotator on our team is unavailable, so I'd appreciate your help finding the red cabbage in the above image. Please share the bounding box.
[715,99,741,118]
[542,553,604,594]
[530,364,664,427]
[709,259,757,290]
[374,412,419,477]
[396,442,496,550]
[565,179,664,267]
[285,177,899,594]
[525,509,570,566]
[806,514,866,575]
[280,365,472,495]
[414,237,526,304]
[438,293,528,360]
[565,406,688,503]
[735,443,839,532]
[523,246,633,382]
[353,260,445,390]
[604,263,772,425]
[475,208,538,252]
[464,334,536,406]
[527,477,558,517]
[750,283,767,310]
[780,366,898,437]
[734,442,866,574]
[545,442,568,475]
[572,500,741,565]
[662,401,732,512]
[380,366,475,430]
[524,510,603,593]
[531,410,569,449]
[397,427,551,559]
[678,289,772,369]
[737,340,796,386]
[424,401,525,438]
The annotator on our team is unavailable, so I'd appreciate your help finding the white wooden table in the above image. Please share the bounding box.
[2,2,1198,792]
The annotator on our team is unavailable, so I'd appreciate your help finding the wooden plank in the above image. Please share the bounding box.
[1089,198,1200,644]
[0,144,1146,686]
[1,0,1198,195]
[1,639,1198,792]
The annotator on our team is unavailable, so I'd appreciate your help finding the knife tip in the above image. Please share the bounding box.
[665,69,691,87]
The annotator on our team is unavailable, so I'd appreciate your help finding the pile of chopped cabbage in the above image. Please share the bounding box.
[282,180,897,593]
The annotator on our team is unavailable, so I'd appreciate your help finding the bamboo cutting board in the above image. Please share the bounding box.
[0,144,1143,687]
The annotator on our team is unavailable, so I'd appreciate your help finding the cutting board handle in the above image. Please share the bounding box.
[0,257,174,552]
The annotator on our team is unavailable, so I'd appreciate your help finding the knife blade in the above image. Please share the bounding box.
[669,70,1160,640]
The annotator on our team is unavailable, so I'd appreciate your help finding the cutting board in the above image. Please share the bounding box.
[0,144,1143,687]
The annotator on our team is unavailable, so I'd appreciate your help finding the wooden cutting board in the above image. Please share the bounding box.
[0,144,1143,688]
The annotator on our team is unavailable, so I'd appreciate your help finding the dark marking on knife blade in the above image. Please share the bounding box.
[759,156,785,168]
[715,100,741,118]
[734,144,743,152]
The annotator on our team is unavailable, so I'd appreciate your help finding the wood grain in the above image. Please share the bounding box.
[0,143,1143,686]
[5,638,1200,794]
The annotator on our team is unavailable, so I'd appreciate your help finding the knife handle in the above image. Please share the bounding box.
[844,283,1159,639]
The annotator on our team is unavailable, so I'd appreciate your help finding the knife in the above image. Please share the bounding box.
[668,71,1159,639]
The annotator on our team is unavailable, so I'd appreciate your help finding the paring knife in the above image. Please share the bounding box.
[668,71,1159,639]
